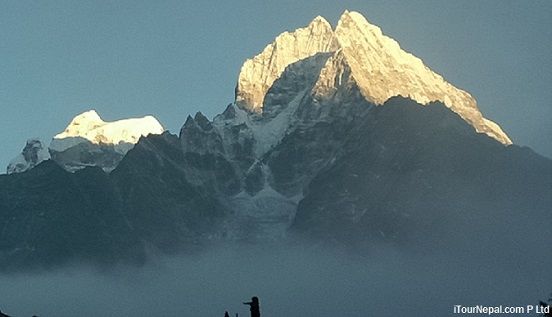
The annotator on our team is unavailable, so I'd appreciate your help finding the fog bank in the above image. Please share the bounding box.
[0,241,549,317]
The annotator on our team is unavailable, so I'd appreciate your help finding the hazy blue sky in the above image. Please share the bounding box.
[1,0,551,170]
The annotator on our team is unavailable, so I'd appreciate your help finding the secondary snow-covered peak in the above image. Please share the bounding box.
[235,15,338,113]
[51,110,165,152]
[7,138,50,174]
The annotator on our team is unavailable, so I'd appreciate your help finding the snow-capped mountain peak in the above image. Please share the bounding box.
[235,15,338,113]
[53,110,103,139]
[333,11,511,144]
[50,110,165,152]
[45,110,165,172]
[6,110,165,174]
[234,10,512,145]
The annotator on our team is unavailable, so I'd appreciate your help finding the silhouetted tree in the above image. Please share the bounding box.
[540,292,552,317]
[0,309,11,317]
[243,296,260,317]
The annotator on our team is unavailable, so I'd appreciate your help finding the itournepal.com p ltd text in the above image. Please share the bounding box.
[453,304,550,315]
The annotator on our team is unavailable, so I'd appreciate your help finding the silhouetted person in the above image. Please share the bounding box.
[224,311,230,317]
[243,296,260,317]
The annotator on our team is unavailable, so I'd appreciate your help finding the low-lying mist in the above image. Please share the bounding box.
[0,236,550,317]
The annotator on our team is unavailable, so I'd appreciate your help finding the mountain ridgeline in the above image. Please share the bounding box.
[0,11,550,270]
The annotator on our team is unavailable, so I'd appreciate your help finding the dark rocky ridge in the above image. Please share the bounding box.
[291,97,551,249]
[1,94,550,270]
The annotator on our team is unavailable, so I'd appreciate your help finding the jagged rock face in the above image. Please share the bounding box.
[262,52,333,120]
[49,140,126,173]
[261,53,372,196]
[110,132,228,248]
[235,16,338,113]
[180,112,225,155]
[49,110,165,172]
[235,10,511,145]
[7,139,50,174]
[181,111,253,195]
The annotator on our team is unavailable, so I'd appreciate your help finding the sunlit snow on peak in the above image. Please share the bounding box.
[51,110,165,152]
[235,10,512,145]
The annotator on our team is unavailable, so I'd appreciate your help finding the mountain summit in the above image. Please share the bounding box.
[236,11,511,145]
[236,15,337,112]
